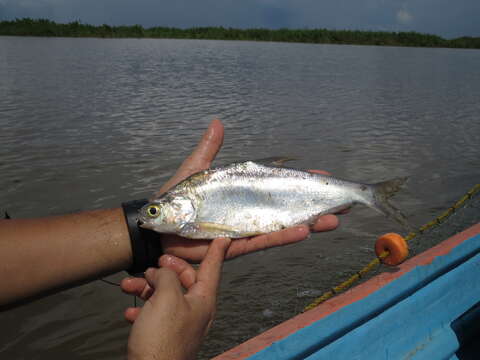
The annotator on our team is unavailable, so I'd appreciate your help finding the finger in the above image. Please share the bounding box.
[145,267,183,296]
[124,307,141,324]
[193,237,231,297]
[155,119,224,195]
[120,277,146,294]
[120,277,154,301]
[311,214,339,232]
[225,225,310,259]
[181,118,224,172]
[161,235,209,264]
[159,254,197,289]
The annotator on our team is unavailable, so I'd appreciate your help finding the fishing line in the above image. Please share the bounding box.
[303,183,480,311]
[100,279,121,286]
[100,278,139,308]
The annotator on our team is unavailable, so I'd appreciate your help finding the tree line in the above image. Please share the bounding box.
[1,18,479,49]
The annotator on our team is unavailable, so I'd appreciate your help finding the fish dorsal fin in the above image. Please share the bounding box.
[213,157,297,170]
[250,157,297,167]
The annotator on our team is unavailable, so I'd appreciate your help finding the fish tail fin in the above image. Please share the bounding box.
[369,177,413,231]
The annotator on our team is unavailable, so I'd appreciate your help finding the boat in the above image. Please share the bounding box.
[214,222,480,359]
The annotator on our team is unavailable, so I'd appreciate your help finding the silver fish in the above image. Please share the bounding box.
[138,161,410,239]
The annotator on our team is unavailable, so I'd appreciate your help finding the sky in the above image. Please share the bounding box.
[0,0,479,39]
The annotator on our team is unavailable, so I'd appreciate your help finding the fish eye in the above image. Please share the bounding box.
[146,205,161,218]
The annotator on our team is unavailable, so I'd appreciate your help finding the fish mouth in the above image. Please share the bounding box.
[137,219,154,230]
[137,218,148,228]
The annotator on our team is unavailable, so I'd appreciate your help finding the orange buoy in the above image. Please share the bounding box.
[375,233,409,266]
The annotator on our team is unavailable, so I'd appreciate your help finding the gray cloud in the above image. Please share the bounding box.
[0,0,479,38]
[396,9,413,25]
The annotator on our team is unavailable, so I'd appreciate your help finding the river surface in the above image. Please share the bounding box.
[1,37,479,359]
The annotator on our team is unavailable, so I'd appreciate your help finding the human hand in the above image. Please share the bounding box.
[124,237,231,360]
[148,119,340,263]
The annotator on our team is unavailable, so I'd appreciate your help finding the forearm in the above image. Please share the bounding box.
[0,208,132,306]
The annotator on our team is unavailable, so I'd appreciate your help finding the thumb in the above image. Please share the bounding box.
[154,119,224,196]
[144,267,183,299]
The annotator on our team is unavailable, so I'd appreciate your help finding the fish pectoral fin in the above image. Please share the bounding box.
[179,222,243,237]
[196,222,242,233]
[180,222,200,234]
[198,223,264,238]
[181,222,264,238]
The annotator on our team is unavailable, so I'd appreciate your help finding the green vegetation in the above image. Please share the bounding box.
[1,18,479,49]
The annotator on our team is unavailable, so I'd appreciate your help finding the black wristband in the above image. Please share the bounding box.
[122,199,163,275]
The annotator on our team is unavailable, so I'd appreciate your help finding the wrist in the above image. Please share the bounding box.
[122,199,163,275]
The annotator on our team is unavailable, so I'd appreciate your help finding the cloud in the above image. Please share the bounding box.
[396,8,413,24]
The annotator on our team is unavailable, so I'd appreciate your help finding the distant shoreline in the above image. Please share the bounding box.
[1,18,479,49]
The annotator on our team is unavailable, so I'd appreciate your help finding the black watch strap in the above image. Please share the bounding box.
[122,199,163,275]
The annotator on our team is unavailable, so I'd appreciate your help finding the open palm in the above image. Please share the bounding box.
[149,118,339,263]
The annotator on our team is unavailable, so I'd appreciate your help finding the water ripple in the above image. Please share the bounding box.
[1,37,479,359]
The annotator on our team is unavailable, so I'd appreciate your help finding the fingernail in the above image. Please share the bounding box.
[206,118,221,137]
[316,216,326,225]
[121,278,132,286]
[160,254,174,265]
[144,267,155,277]
[295,225,309,233]
[206,119,217,133]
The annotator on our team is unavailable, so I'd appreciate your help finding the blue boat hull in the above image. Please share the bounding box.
[216,224,480,360]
